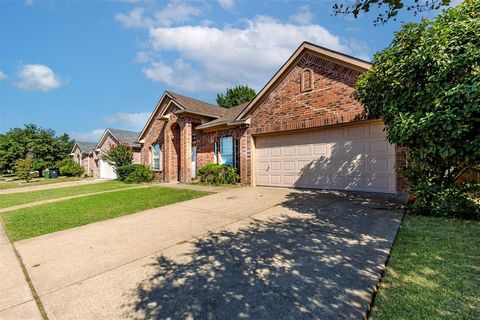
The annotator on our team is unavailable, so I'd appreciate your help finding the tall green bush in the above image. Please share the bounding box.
[14,157,35,182]
[354,1,480,219]
[102,144,133,169]
[56,158,85,177]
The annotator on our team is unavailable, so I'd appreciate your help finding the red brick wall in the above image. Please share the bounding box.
[248,52,364,136]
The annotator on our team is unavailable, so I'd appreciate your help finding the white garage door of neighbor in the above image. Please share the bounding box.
[99,159,117,179]
[255,121,396,193]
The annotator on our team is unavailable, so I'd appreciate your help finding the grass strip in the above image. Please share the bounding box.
[370,214,480,320]
[0,181,133,208]
[2,187,210,242]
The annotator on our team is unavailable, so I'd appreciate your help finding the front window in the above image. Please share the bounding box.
[152,143,161,170]
[220,136,234,167]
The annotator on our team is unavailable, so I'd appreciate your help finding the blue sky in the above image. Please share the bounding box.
[0,0,445,141]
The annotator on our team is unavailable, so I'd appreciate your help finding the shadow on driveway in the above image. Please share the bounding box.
[125,190,403,319]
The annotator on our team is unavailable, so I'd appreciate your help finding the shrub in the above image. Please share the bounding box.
[198,163,239,184]
[102,144,133,169]
[354,1,480,218]
[116,164,154,184]
[408,180,480,220]
[56,158,85,177]
[14,157,35,182]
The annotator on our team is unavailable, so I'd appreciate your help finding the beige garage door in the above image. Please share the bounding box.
[255,121,396,193]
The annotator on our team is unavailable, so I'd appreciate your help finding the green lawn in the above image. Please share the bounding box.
[370,215,480,320]
[1,187,210,241]
[0,176,82,190]
[0,181,136,209]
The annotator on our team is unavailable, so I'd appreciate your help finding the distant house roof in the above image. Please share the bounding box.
[107,128,141,147]
[138,91,226,140]
[167,91,226,118]
[196,102,249,129]
[72,141,97,154]
[96,128,141,149]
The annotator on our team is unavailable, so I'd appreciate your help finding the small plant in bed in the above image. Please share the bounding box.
[197,163,239,185]
[116,164,154,184]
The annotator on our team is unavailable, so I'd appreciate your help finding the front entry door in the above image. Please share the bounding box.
[191,146,197,178]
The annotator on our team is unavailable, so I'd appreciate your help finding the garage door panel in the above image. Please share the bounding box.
[369,158,393,172]
[255,121,395,193]
[283,175,297,186]
[347,125,366,138]
[283,146,296,156]
[283,160,295,171]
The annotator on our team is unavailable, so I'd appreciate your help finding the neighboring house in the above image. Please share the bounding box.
[95,128,141,179]
[137,42,406,194]
[70,141,97,176]
[71,128,141,179]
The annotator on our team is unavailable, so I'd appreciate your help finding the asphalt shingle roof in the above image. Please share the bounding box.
[167,91,226,118]
[75,141,97,153]
[107,128,141,147]
[196,102,250,129]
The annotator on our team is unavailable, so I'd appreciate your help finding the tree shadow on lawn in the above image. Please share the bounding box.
[125,190,403,320]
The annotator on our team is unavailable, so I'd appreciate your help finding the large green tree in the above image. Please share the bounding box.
[216,85,256,109]
[333,0,452,25]
[0,124,75,172]
[354,0,479,218]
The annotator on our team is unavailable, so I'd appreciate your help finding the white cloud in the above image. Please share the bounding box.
[218,0,235,10]
[16,64,63,92]
[141,16,369,91]
[103,112,150,130]
[155,2,202,27]
[70,129,105,142]
[24,0,33,6]
[115,2,202,29]
[289,5,313,25]
[0,70,7,80]
[115,7,148,28]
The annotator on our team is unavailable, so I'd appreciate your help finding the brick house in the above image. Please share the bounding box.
[71,141,97,176]
[137,42,406,194]
[71,128,141,178]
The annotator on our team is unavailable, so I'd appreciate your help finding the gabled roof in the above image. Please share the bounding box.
[138,91,226,140]
[96,128,141,149]
[167,91,225,118]
[196,102,249,130]
[234,41,372,121]
[72,141,97,154]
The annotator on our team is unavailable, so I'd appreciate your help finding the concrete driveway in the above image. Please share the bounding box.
[14,187,403,319]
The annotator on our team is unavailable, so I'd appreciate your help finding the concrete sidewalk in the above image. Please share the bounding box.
[0,179,109,195]
[0,223,42,320]
[14,187,403,319]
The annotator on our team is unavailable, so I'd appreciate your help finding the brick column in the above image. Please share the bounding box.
[179,119,192,182]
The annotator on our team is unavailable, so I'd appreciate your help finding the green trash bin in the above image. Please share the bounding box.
[44,171,50,179]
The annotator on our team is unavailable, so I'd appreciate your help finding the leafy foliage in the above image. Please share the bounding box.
[0,124,74,172]
[333,0,452,25]
[56,158,85,177]
[116,164,154,184]
[354,1,480,218]
[198,163,239,184]
[14,157,35,182]
[102,144,133,169]
[216,85,256,109]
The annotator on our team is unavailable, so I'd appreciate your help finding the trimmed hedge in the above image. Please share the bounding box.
[116,164,154,184]
[197,163,239,184]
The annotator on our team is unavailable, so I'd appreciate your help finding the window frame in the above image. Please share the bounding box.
[152,143,162,170]
[219,135,240,172]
